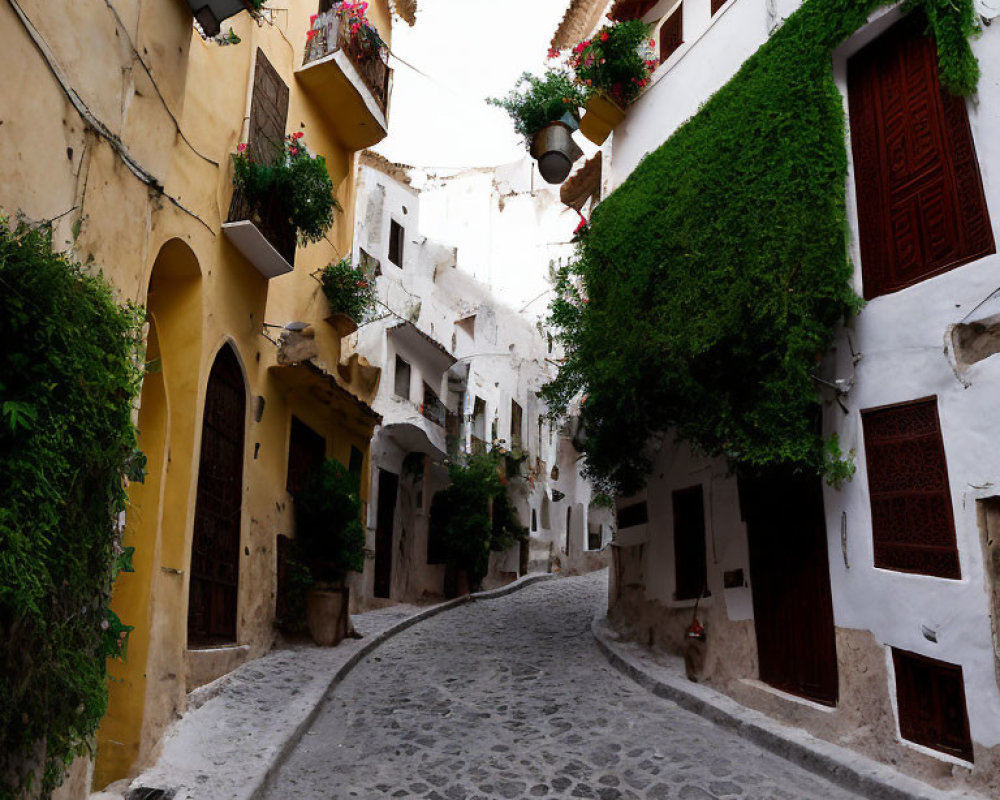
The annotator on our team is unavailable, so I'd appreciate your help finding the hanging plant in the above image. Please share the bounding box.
[232,131,341,245]
[566,19,659,108]
[487,71,585,146]
[320,257,376,323]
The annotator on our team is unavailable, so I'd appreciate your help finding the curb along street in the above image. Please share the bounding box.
[590,614,986,800]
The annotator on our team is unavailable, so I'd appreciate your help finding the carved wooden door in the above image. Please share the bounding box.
[848,14,994,299]
[374,469,398,599]
[188,345,246,647]
[740,470,838,705]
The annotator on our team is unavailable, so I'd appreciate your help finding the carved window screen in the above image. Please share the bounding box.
[861,397,960,579]
[848,15,994,300]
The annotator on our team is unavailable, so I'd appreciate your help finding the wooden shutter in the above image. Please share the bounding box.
[848,15,994,300]
[892,648,973,762]
[609,0,660,21]
[711,0,726,14]
[861,397,960,579]
[286,416,326,494]
[247,49,290,165]
[659,5,683,63]
[672,485,708,601]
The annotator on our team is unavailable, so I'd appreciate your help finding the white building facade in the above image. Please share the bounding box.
[557,0,1000,791]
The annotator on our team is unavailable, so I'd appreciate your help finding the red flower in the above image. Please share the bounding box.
[289,146,299,156]
[547,47,560,59]
[236,143,247,153]
[600,31,609,42]
[293,131,305,139]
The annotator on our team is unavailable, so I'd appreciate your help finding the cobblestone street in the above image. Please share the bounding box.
[263,572,863,800]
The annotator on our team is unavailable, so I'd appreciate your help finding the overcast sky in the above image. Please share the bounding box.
[375,0,575,169]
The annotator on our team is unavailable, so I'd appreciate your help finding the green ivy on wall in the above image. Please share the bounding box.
[0,218,144,799]
[542,0,982,495]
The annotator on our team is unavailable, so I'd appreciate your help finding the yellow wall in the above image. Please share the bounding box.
[0,0,392,791]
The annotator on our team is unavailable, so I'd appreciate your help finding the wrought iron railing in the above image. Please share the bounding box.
[304,8,392,115]
[420,394,447,428]
[227,184,297,266]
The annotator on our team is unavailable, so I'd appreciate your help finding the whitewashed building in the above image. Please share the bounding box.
[555,0,1000,791]
[347,153,611,606]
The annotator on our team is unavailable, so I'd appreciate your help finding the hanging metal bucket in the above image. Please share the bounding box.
[531,122,584,185]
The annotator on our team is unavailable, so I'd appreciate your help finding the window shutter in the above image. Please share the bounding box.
[672,485,708,600]
[659,5,684,63]
[711,0,726,14]
[609,0,660,21]
[861,397,960,579]
[248,49,290,165]
[848,15,994,300]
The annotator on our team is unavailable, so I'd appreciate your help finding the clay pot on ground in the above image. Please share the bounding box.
[530,121,584,185]
[579,93,627,146]
[306,585,350,646]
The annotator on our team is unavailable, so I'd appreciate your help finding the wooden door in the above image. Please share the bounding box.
[740,470,838,705]
[188,345,246,647]
[374,469,398,599]
[848,14,994,299]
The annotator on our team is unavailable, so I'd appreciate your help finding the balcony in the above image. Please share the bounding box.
[222,185,297,279]
[296,9,392,150]
[420,392,447,428]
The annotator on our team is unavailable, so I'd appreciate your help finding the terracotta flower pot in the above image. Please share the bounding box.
[530,122,584,185]
[306,586,350,646]
[579,93,627,146]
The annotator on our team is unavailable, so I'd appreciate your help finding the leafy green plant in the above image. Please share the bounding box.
[293,458,365,583]
[566,19,658,107]
[320,257,376,322]
[490,490,529,554]
[542,0,981,495]
[487,71,585,145]
[428,450,515,590]
[0,216,143,800]
[232,132,340,245]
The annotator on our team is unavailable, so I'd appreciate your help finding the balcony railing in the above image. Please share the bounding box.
[420,394,447,428]
[304,9,391,115]
[224,184,297,277]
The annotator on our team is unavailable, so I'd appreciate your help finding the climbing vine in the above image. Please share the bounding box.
[542,0,982,495]
[0,218,144,799]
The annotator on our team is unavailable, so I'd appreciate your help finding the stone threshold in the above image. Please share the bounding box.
[591,614,987,800]
[113,574,556,800]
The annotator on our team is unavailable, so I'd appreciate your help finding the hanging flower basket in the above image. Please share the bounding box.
[579,93,628,145]
[320,257,375,336]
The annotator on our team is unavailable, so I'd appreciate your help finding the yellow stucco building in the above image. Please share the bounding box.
[0,0,412,793]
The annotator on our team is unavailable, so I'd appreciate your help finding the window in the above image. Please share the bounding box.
[588,526,603,551]
[711,0,726,14]
[531,508,538,532]
[892,648,973,762]
[659,4,684,63]
[471,396,487,454]
[286,416,325,494]
[349,445,364,475]
[421,382,446,427]
[393,355,411,400]
[510,400,523,448]
[618,501,648,529]
[848,15,994,300]
[672,485,708,601]
[389,219,405,267]
[861,397,959,579]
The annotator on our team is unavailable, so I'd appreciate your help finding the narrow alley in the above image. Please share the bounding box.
[262,573,862,800]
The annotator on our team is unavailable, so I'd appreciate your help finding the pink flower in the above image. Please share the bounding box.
[289,146,299,155]
[236,143,247,153]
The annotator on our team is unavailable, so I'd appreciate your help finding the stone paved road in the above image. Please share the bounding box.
[263,572,862,800]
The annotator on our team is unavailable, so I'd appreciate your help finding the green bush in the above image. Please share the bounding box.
[293,458,365,583]
[320,257,376,322]
[0,218,143,799]
[487,71,585,146]
[542,0,981,495]
[232,132,340,245]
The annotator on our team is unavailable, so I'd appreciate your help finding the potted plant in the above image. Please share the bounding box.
[320,257,376,336]
[291,458,366,646]
[231,130,340,250]
[566,19,659,145]
[488,71,585,184]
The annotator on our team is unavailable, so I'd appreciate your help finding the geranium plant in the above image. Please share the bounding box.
[487,71,585,146]
[231,130,340,245]
[306,1,385,61]
[320,257,376,322]
[567,19,658,107]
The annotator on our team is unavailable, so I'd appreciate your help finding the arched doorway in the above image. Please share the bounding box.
[188,344,246,646]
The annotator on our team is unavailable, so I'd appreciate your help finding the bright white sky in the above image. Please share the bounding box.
[375,0,575,169]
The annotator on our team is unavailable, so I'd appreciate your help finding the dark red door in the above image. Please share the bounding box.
[740,470,838,705]
[848,14,994,299]
[188,345,246,646]
[374,469,398,599]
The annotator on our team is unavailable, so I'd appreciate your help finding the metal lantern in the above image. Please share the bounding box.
[530,121,584,185]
